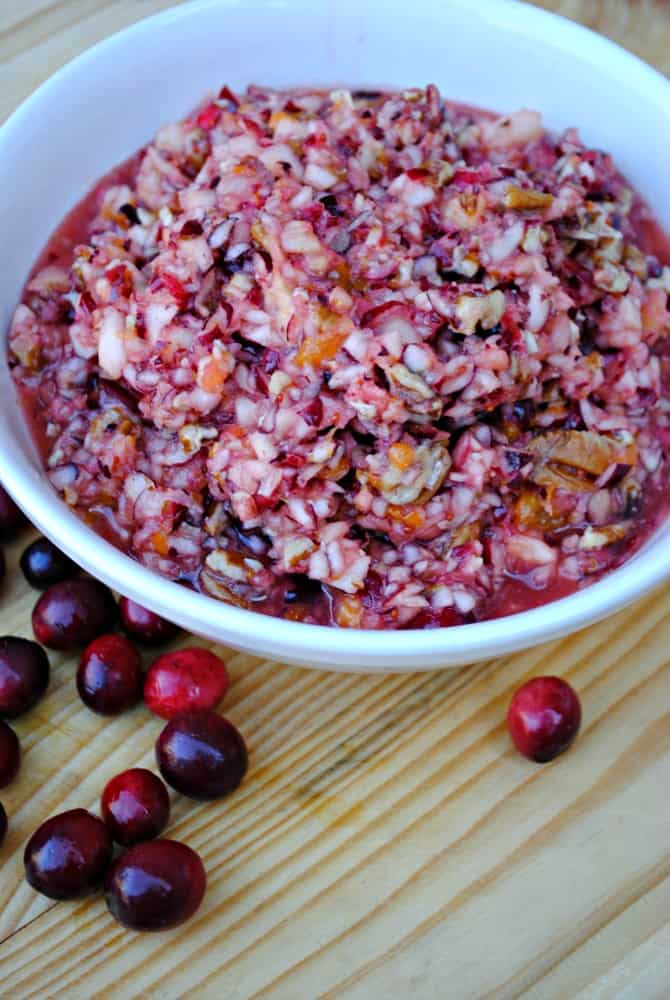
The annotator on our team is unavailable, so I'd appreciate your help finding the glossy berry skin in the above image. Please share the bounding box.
[0,636,50,718]
[156,709,247,799]
[32,578,118,650]
[101,769,170,846]
[507,676,582,763]
[77,634,142,715]
[0,485,26,540]
[24,809,113,899]
[119,598,180,646]
[0,720,20,788]
[144,647,229,720]
[0,802,6,846]
[105,839,206,931]
[20,537,78,590]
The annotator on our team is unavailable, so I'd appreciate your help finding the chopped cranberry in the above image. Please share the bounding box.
[0,802,6,845]
[77,634,143,715]
[24,809,113,899]
[302,397,323,426]
[180,219,204,239]
[20,537,78,590]
[156,709,247,799]
[0,485,27,540]
[158,272,190,311]
[105,839,206,931]
[360,299,405,328]
[144,647,229,720]
[0,720,20,788]
[119,597,180,646]
[406,167,431,181]
[0,637,50,718]
[217,85,239,107]
[32,579,118,650]
[281,453,306,469]
[196,103,221,131]
[79,291,97,316]
[451,167,484,185]
[101,768,170,846]
[254,492,279,513]
[105,263,134,297]
[507,676,582,763]
[298,202,324,226]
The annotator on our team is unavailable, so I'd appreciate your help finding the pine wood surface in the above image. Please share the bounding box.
[1,2,670,997]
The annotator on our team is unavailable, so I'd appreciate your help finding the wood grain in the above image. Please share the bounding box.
[2,2,670,998]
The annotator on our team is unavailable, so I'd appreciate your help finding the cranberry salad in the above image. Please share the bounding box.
[8,85,670,628]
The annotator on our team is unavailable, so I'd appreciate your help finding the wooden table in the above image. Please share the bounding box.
[2,2,670,997]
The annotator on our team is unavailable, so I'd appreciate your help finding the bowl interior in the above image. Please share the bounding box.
[1,0,669,670]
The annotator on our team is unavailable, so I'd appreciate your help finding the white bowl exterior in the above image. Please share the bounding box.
[1,0,670,671]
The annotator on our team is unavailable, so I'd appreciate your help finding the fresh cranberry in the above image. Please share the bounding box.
[156,710,247,799]
[0,637,50,718]
[0,485,26,540]
[24,808,113,899]
[0,802,6,846]
[507,676,582,763]
[105,839,206,931]
[20,537,78,590]
[0,720,20,788]
[101,768,170,846]
[144,647,229,720]
[32,578,118,650]
[77,634,142,715]
[119,597,180,646]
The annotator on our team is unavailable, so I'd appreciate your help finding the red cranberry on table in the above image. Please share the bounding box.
[156,709,247,799]
[32,578,118,650]
[20,537,78,590]
[105,839,206,931]
[0,720,20,788]
[0,636,50,718]
[119,597,180,646]
[0,802,6,846]
[0,485,26,541]
[77,634,142,715]
[101,768,170,846]
[144,647,229,720]
[24,808,113,899]
[507,676,582,763]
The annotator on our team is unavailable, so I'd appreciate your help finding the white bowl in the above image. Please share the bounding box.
[1,0,669,671]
